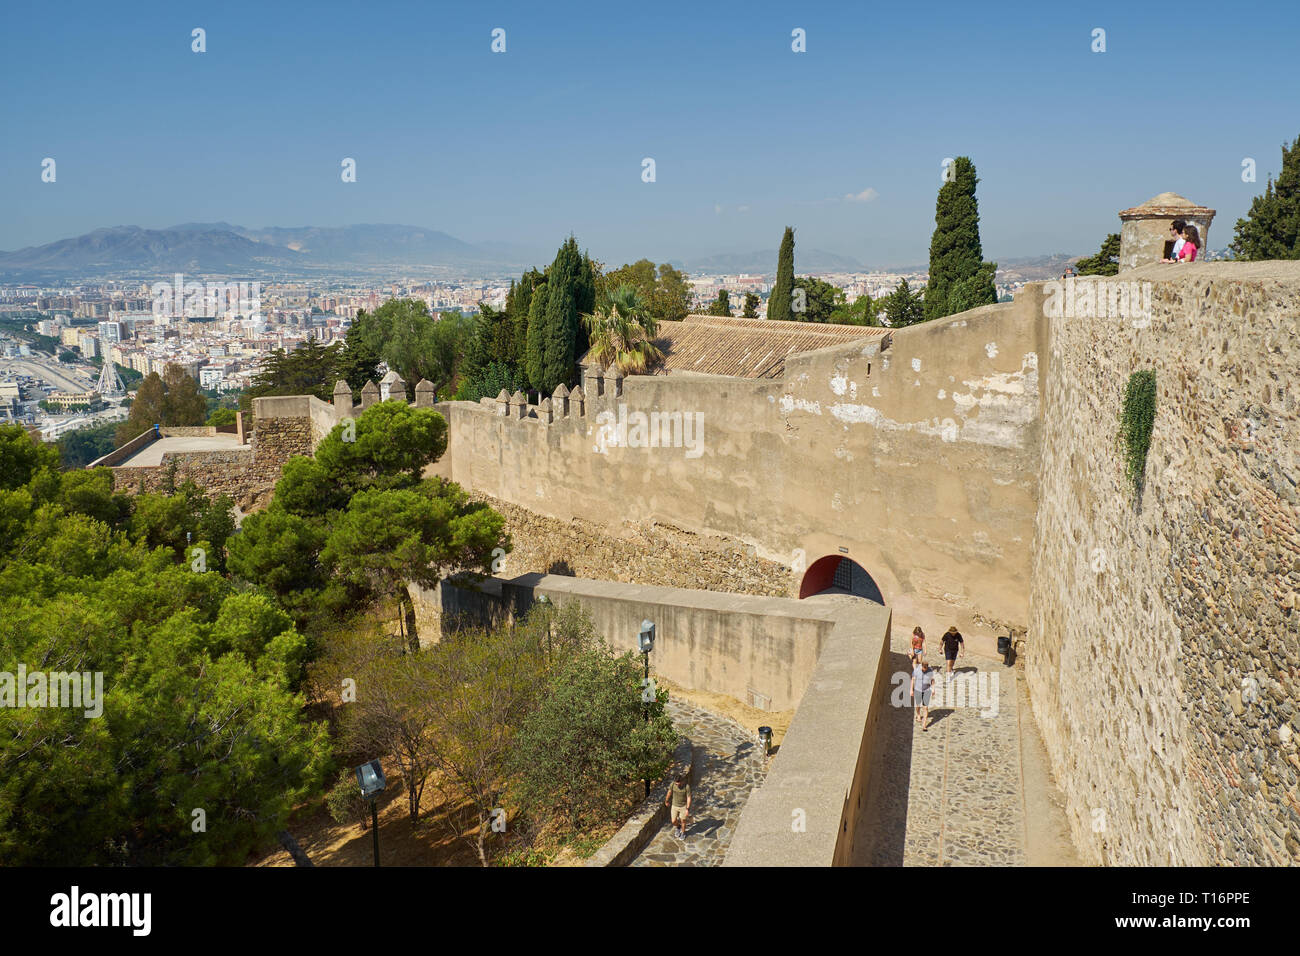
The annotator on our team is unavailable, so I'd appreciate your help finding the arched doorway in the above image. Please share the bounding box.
[799,555,885,604]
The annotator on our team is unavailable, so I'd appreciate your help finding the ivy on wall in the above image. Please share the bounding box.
[1119,369,1157,496]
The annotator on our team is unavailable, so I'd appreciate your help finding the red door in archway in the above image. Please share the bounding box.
[798,555,885,604]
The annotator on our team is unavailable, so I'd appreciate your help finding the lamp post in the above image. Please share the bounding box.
[356,759,386,867]
[638,619,656,798]
[537,594,553,662]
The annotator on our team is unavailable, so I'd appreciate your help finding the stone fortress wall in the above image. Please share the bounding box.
[116,260,1300,866]
[428,294,1046,654]
[106,409,314,507]
[420,263,1300,866]
[1028,261,1300,866]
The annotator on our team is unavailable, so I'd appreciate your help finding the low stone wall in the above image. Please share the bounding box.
[425,572,892,865]
[584,737,696,867]
[475,495,793,599]
[724,595,893,866]
[87,427,157,468]
[478,573,833,712]
[108,449,277,504]
[160,425,217,438]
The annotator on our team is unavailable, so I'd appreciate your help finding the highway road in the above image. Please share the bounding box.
[0,357,97,394]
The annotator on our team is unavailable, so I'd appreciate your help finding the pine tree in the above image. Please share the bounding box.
[742,292,759,317]
[1231,136,1300,260]
[707,289,731,316]
[926,157,997,320]
[1076,234,1121,276]
[768,227,796,321]
[882,280,926,328]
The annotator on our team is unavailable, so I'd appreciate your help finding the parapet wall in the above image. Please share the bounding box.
[497,572,831,711]
[88,427,157,468]
[447,573,893,864]
[1027,262,1300,866]
[105,400,316,505]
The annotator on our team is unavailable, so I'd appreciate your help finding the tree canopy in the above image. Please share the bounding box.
[1076,233,1121,276]
[768,227,797,322]
[0,424,329,865]
[1231,136,1300,260]
[229,400,506,648]
[926,156,998,320]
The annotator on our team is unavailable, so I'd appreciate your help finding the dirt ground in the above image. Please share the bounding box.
[251,763,485,868]
[653,676,794,749]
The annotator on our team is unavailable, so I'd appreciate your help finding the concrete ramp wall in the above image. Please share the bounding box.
[724,596,893,867]
[422,573,894,864]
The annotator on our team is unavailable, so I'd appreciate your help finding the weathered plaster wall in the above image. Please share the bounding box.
[427,294,1045,651]
[496,573,834,712]
[1028,262,1300,866]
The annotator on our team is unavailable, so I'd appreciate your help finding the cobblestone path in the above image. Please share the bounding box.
[855,625,1076,866]
[629,700,769,867]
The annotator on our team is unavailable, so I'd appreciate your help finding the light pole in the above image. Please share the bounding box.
[537,594,553,662]
[638,619,656,798]
[356,759,386,867]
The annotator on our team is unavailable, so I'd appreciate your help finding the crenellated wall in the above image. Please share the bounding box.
[427,294,1046,651]
[116,261,1300,867]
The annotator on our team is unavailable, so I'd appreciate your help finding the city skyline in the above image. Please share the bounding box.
[3,0,1298,267]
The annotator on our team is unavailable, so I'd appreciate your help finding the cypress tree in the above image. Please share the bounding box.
[574,252,598,360]
[1231,136,1300,260]
[509,268,543,369]
[742,292,759,317]
[537,238,584,393]
[926,157,997,320]
[768,227,796,321]
[524,278,549,391]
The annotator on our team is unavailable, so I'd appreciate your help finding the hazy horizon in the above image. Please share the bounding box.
[3,0,1297,266]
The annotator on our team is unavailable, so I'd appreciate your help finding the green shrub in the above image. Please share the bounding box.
[325,769,371,829]
[509,643,677,829]
[1119,369,1157,496]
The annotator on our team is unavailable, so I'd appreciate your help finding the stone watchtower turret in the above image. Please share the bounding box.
[1117,192,1216,271]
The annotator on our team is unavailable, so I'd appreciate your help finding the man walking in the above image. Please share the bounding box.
[941,626,965,678]
[665,770,691,839]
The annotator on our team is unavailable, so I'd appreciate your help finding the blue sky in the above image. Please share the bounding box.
[2,0,1298,267]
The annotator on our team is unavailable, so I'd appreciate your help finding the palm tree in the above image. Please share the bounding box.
[581,284,664,374]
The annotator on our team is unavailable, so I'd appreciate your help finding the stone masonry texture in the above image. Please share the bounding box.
[1028,264,1300,867]
[480,494,794,598]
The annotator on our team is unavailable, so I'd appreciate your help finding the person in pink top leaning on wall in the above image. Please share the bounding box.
[1177,224,1200,261]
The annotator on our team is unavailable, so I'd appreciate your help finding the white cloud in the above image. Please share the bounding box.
[844,187,879,202]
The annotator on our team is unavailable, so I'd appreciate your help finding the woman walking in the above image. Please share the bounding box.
[911,657,935,731]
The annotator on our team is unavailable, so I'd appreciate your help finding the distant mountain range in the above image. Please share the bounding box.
[0,223,1095,283]
[0,223,545,280]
